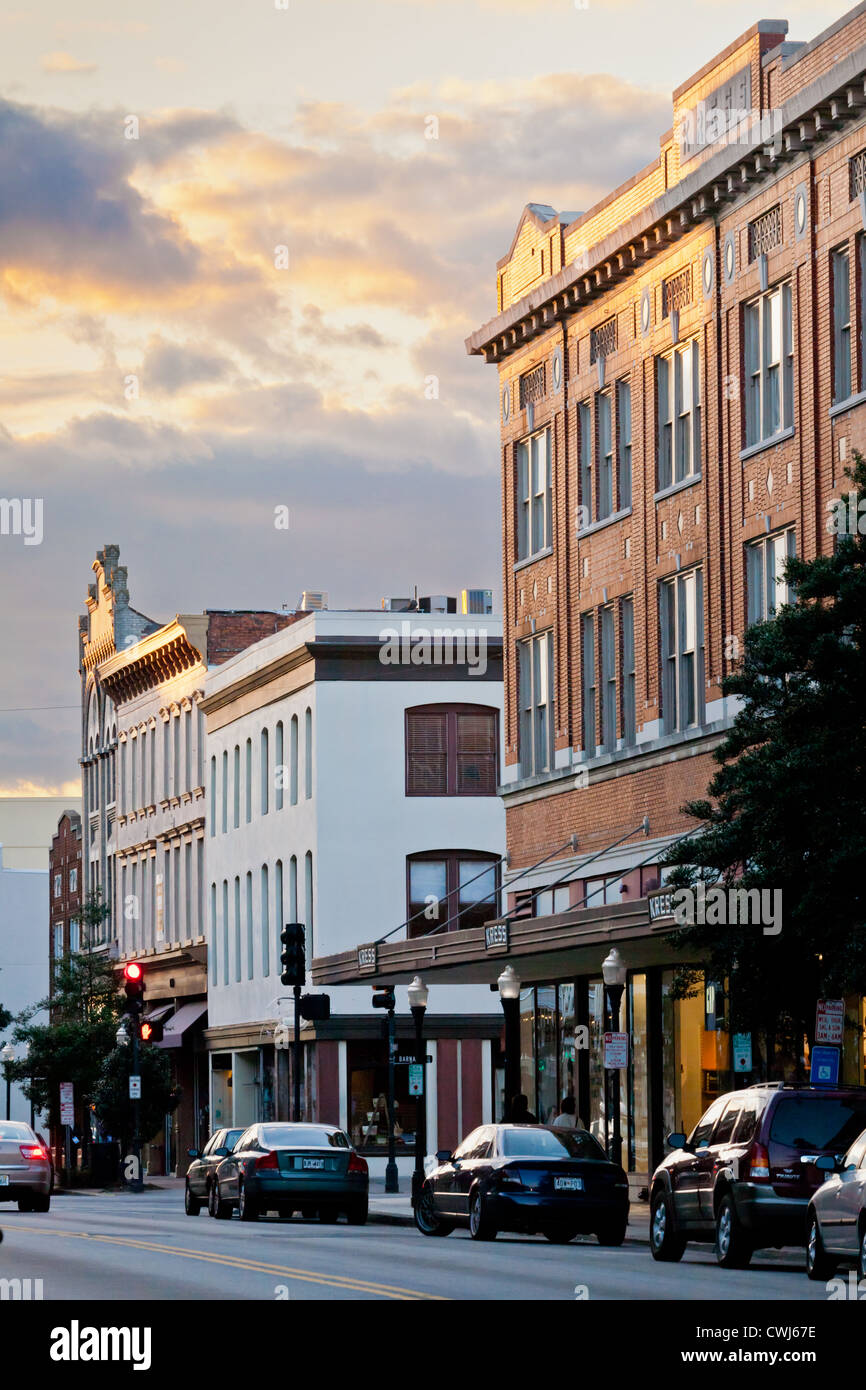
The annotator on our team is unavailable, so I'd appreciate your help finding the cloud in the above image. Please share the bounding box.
[41,51,98,75]
[140,336,234,394]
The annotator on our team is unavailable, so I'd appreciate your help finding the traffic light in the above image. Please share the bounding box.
[139,1017,163,1043]
[123,961,145,1016]
[371,985,395,1010]
[299,993,330,1021]
[280,923,306,986]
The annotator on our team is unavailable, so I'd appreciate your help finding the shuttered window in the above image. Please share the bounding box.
[406,706,498,796]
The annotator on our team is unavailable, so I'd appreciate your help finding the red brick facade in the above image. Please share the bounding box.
[49,811,82,999]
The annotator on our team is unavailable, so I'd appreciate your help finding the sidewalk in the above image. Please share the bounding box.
[367,1173,652,1240]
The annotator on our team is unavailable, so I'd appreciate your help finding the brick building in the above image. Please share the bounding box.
[49,810,82,998]
[316,6,866,1174]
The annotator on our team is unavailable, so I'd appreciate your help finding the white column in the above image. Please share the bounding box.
[338,1040,348,1133]
[481,1039,493,1123]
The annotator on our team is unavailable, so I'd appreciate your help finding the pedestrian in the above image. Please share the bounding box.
[550,1095,586,1130]
[510,1093,538,1124]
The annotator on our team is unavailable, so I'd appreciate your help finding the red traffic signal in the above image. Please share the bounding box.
[140,1017,163,1044]
[124,962,143,982]
[123,961,145,1015]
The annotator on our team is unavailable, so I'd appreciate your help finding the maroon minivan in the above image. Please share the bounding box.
[649,1083,866,1268]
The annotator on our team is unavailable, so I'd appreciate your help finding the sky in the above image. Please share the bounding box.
[0,0,844,794]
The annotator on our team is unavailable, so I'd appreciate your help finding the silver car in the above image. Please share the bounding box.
[0,1121,51,1212]
[806,1125,866,1281]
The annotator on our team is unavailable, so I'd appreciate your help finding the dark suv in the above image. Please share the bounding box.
[649,1084,866,1268]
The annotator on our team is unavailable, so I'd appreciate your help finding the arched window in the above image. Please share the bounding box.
[275,721,284,811]
[233,745,240,828]
[304,851,314,957]
[304,708,312,799]
[290,715,299,806]
[210,882,218,983]
[246,871,254,980]
[261,865,270,977]
[222,880,229,986]
[405,704,499,796]
[209,756,217,836]
[261,728,269,815]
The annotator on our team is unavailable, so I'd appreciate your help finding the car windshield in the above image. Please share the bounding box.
[769,1096,866,1151]
[500,1127,606,1160]
[259,1126,348,1149]
[225,1130,243,1150]
[0,1122,35,1141]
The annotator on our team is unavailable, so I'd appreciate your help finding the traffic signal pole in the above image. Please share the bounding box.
[293,983,302,1122]
[385,1005,398,1194]
[131,1021,143,1193]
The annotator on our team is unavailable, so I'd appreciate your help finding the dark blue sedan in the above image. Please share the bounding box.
[415,1124,629,1244]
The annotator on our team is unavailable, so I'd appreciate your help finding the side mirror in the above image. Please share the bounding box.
[187,1148,200,1159]
[214,1146,230,1157]
[815,1154,838,1172]
[667,1132,688,1150]
[435,1149,453,1164]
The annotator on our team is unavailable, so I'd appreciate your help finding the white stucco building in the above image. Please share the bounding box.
[201,608,505,1175]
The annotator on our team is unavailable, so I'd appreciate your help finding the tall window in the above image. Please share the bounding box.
[660,569,704,733]
[234,876,241,983]
[163,719,170,799]
[518,631,554,777]
[657,342,701,488]
[832,246,852,404]
[261,728,269,815]
[140,729,148,806]
[617,379,632,511]
[860,236,866,393]
[621,596,636,747]
[246,871,254,980]
[275,858,284,956]
[744,283,794,446]
[578,400,591,530]
[233,745,240,829]
[222,880,229,986]
[221,750,228,834]
[53,923,63,966]
[290,715,299,805]
[596,391,613,521]
[304,852,314,960]
[184,710,191,794]
[746,529,796,624]
[209,756,216,836]
[210,883,217,984]
[261,865,270,977]
[304,708,312,799]
[581,613,596,754]
[288,855,297,923]
[245,739,252,823]
[275,722,284,811]
[172,715,180,797]
[406,705,498,795]
[516,428,552,560]
[599,604,616,753]
[407,851,499,937]
[69,917,80,953]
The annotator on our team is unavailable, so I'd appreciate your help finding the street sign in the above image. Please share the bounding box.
[810,1046,840,1087]
[604,1032,628,1069]
[129,1075,142,1100]
[408,1064,424,1096]
[816,999,844,1046]
[732,1033,753,1073]
[59,1082,74,1126]
[395,1054,432,1065]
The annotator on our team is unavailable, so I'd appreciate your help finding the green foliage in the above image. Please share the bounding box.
[663,453,866,1040]
[92,1042,180,1150]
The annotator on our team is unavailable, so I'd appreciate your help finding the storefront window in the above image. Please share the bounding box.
[588,979,606,1145]
[261,1046,276,1123]
[559,983,576,1106]
[536,986,558,1124]
[519,989,535,1111]
[627,973,648,1171]
[347,1041,416,1156]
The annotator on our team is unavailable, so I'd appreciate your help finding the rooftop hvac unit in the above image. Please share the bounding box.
[298,590,328,611]
[461,588,494,615]
[419,595,457,614]
[382,597,414,612]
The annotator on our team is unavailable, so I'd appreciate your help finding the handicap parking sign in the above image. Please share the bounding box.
[810,1045,840,1086]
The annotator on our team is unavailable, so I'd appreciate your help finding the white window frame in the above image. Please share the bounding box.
[832,245,852,405]
[660,569,705,734]
[518,631,554,777]
[657,341,701,488]
[596,391,613,521]
[617,378,632,511]
[746,528,796,624]
[744,282,794,446]
[516,428,552,560]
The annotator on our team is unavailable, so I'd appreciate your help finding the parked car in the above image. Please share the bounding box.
[184,1128,244,1215]
[208,1122,369,1224]
[649,1083,866,1268]
[415,1123,629,1244]
[806,1124,866,1281]
[0,1121,52,1212]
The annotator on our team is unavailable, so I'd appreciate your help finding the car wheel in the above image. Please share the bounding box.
[209,1180,232,1220]
[318,1207,339,1224]
[544,1225,579,1244]
[30,1193,50,1214]
[17,1194,33,1213]
[596,1219,628,1247]
[649,1189,686,1262]
[184,1182,202,1217]
[715,1194,752,1269]
[238,1183,258,1222]
[858,1222,866,1284]
[468,1187,497,1242]
[414,1184,454,1237]
[346,1198,368,1226]
[806,1210,836,1281]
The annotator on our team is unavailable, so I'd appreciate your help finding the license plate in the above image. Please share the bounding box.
[302,1158,325,1170]
[0,1176,8,1186]
[554,1177,583,1191]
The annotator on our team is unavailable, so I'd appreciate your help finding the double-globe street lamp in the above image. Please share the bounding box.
[602,947,627,1169]
[407,975,429,1208]
[497,965,521,1121]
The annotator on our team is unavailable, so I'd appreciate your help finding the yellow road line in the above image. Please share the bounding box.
[9,1224,446,1300]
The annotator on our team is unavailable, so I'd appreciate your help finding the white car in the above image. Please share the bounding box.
[806,1125,866,1281]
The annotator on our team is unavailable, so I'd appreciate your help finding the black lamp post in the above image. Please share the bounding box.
[2,1043,14,1121]
[497,965,521,1121]
[602,947,627,1169]
[407,975,429,1208]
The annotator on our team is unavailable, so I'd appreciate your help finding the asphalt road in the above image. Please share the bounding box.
[0,1190,830,1302]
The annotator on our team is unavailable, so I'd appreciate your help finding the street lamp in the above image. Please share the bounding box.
[116,1023,129,1047]
[407,976,429,1209]
[602,948,627,1169]
[497,965,521,1121]
[2,1042,15,1121]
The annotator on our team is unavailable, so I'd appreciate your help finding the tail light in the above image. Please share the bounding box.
[255,1149,279,1171]
[747,1141,770,1181]
[348,1152,368,1176]
[498,1165,524,1190]
[20,1144,47,1161]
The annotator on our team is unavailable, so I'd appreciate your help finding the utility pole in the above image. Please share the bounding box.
[385,1002,398,1194]
[280,924,306,1122]
[293,982,302,1122]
